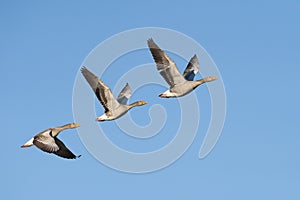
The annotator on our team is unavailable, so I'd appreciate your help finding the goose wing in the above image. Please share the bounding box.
[183,54,199,81]
[81,67,120,113]
[117,83,132,105]
[147,38,186,88]
[53,138,79,159]
[33,130,59,153]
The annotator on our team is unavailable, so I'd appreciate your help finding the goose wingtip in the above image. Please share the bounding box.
[81,66,87,72]
[147,38,155,45]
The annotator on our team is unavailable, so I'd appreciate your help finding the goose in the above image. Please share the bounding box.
[21,123,81,159]
[81,67,147,121]
[147,38,217,98]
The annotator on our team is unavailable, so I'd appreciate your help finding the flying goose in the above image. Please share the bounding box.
[147,38,217,98]
[21,123,81,159]
[81,67,147,121]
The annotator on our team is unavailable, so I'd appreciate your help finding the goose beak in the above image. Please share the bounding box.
[73,123,80,128]
[207,76,217,82]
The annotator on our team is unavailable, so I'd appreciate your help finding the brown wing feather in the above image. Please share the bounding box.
[53,138,80,159]
[81,67,120,114]
[95,86,109,113]
[33,130,59,153]
[147,38,186,87]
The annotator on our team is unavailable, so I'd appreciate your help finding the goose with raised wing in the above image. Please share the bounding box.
[21,123,81,159]
[81,67,147,121]
[147,38,217,98]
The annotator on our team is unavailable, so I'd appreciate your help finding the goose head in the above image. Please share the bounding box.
[204,76,217,82]
[135,100,148,106]
[129,100,148,107]
[68,123,80,128]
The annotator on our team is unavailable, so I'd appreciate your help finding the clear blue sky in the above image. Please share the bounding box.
[1,0,299,199]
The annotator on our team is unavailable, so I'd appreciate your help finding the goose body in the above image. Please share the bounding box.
[81,67,147,121]
[21,123,81,159]
[147,38,217,98]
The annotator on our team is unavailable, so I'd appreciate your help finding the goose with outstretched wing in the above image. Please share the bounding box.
[81,67,147,121]
[147,38,217,98]
[21,123,81,159]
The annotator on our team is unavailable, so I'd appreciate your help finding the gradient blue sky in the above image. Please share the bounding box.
[1,1,299,199]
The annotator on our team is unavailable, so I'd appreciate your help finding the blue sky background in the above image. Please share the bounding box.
[1,0,299,199]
